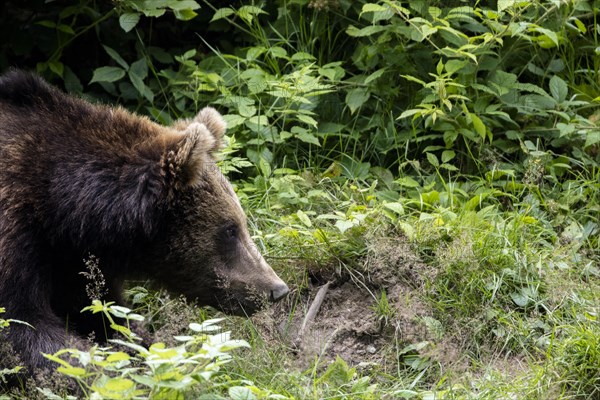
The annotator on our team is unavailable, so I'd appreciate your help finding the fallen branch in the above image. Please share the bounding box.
[295,281,331,348]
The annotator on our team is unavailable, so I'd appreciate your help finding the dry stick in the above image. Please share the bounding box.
[295,281,331,348]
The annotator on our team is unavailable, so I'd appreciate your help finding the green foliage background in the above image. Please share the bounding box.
[3,0,597,231]
[1,0,600,398]
[3,0,599,182]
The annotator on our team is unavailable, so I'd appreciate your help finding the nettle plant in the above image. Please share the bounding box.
[40,301,285,400]
[350,1,600,171]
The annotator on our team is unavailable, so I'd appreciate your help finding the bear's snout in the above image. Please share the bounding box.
[270,282,289,302]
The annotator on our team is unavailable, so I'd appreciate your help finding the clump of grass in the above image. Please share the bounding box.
[555,324,600,397]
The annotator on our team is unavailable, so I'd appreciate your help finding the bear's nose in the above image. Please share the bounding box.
[270,282,289,302]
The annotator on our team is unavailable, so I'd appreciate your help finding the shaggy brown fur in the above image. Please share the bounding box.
[0,70,288,373]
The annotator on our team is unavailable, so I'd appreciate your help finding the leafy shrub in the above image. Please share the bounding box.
[39,301,285,399]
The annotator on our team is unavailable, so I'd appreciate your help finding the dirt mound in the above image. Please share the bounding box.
[255,236,441,371]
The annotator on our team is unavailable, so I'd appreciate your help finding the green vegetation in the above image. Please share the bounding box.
[1,0,599,398]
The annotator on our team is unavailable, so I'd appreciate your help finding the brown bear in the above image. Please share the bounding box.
[0,69,289,372]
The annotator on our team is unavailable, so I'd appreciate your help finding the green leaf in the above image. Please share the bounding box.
[48,60,64,77]
[296,131,320,146]
[400,74,426,86]
[90,67,125,83]
[585,130,600,148]
[129,59,152,101]
[318,356,354,386]
[189,318,225,332]
[32,388,70,400]
[470,113,486,139]
[360,3,388,16]
[440,163,459,171]
[63,67,83,93]
[436,59,444,75]
[426,152,439,167]
[174,8,197,20]
[238,5,266,23]
[497,0,515,12]
[510,291,529,307]
[56,24,75,35]
[441,150,455,163]
[103,377,135,392]
[246,115,268,126]
[36,20,56,28]
[296,210,312,227]
[384,202,404,215]
[280,131,293,140]
[397,109,422,120]
[318,65,345,81]
[223,114,246,129]
[410,24,437,42]
[142,8,166,17]
[209,7,235,22]
[364,68,386,84]
[103,45,129,69]
[297,114,318,128]
[335,219,355,234]
[57,366,87,377]
[291,52,316,61]
[229,386,257,400]
[148,46,173,64]
[490,70,517,93]
[129,58,148,80]
[239,103,257,118]
[345,88,370,114]
[109,305,132,316]
[340,156,370,180]
[110,323,132,336]
[399,222,415,240]
[573,17,587,34]
[119,12,140,32]
[532,27,559,48]
[106,352,130,362]
[42,353,72,368]
[180,49,196,60]
[166,0,200,11]
[520,94,556,110]
[396,176,420,187]
[269,46,287,58]
[346,25,387,37]
[293,127,320,146]
[549,75,568,102]
[445,60,467,75]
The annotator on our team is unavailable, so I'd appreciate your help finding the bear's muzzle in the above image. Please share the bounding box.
[270,282,289,302]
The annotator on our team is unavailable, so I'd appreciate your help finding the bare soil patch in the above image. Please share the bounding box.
[254,236,443,371]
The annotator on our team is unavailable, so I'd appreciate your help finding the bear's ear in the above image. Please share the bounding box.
[192,107,227,152]
[170,107,227,153]
[159,107,226,190]
[162,122,217,189]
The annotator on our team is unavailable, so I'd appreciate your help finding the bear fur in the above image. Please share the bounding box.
[0,70,288,372]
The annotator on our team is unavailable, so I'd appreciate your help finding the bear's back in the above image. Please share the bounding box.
[0,71,173,250]
[0,70,167,162]
[0,69,59,109]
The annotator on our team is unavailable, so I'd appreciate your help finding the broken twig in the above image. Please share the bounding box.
[295,281,331,347]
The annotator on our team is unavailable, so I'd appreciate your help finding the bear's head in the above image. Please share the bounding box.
[144,107,289,316]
